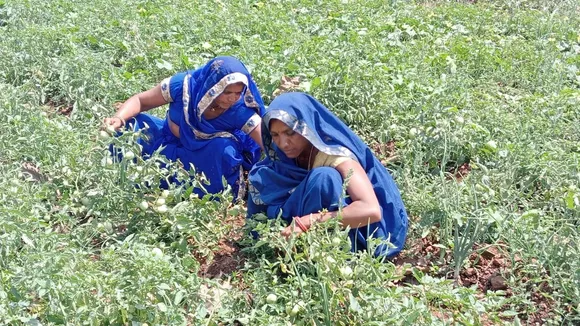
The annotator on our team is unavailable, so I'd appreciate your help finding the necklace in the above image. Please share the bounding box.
[209,103,224,111]
[296,145,315,170]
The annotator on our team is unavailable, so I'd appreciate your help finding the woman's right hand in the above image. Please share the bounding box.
[102,84,168,131]
[103,116,125,131]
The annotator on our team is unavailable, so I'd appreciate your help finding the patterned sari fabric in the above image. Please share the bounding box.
[125,56,265,199]
[247,93,408,258]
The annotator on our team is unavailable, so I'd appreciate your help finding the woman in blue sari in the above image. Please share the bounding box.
[104,56,265,199]
[247,93,408,258]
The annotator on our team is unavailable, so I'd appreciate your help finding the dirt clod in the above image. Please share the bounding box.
[481,248,497,260]
[272,76,301,97]
[489,274,507,291]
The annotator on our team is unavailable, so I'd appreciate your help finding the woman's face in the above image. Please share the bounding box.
[269,119,311,159]
[213,82,244,110]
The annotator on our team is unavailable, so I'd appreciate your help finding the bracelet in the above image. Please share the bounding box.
[113,115,126,126]
[293,217,308,233]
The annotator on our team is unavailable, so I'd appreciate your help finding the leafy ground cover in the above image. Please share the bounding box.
[0,0,578,324]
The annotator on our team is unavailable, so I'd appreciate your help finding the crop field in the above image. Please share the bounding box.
[0,0,579,325]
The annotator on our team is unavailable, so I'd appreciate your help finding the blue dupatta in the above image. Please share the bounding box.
[248,93,408,257]
[162,56,265,151]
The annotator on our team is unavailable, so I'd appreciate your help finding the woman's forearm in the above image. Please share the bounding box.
[115,95,145,121]
[114,84,168,121]
[249,124,264,149]
[299,201,381,230]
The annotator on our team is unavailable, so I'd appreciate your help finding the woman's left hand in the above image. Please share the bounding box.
[281,223,304,239]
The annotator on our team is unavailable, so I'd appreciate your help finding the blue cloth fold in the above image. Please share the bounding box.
[247,92,408,258]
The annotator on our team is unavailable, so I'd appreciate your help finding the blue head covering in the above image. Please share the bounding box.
[169,56,265,151]
[248,92,408,257]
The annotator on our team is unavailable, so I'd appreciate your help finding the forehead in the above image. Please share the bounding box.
[269,119,291,132]
[224,82,245,92]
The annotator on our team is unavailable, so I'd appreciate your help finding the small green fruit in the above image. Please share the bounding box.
[138,201,149,210]
[266,293,277,304]
[155,205,168,213]
[485,140,498,151]
[151,248,163,258]
[290,305,300,316]
[101,157,113,166]
[99,130,110,140]
[124,151,135,160]
[339,266,353,278]
[290,300,305,316]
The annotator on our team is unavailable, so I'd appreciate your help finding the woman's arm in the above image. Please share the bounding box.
[103,84,168,130]
[281,159,382,238]
[248,123,264,149]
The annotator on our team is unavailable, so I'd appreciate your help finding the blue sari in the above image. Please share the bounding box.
[247,93,408,258]
[125,56,265,199]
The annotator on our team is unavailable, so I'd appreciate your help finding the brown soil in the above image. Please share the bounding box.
[527,284,555,325]
[196,212,247,279]
[392,235,556,324]
[449,162,472,181]
[371,140,399,165]
[198,240,245,278]
[44,100,74,116]
[21,162,47,182]
[272,76,301,98]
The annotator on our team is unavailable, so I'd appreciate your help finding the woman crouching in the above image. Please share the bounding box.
[247,92,408,258]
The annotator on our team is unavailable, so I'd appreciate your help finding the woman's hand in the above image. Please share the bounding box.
[103,116,125,131]
[281,223,304,239]
[281,216,309,239]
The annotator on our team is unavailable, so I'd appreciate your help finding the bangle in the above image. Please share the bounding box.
[293,217,308,233]
[113,115,126,126]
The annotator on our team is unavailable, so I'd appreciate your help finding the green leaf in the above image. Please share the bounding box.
[348,293,361,313]
[21,234,34,248]
[157,302,168,312]
[123,233,135,243]
[565,191,576,209]
[174,290,185,305]
[156,59,173,71]
[197,305,207,319]
[500,310,519,317]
